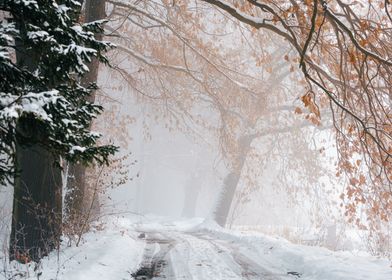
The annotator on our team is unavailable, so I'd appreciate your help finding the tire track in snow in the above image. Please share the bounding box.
[132,232,176,279]
[133,230,297,279]
[189,231,290,280]
[168,231,244,279]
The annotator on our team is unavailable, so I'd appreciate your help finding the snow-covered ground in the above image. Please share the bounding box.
[1,215,391,280]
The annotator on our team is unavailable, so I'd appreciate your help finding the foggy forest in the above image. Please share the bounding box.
[1,0,392,279]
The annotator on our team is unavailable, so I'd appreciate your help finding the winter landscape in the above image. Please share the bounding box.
[1,0,392,279]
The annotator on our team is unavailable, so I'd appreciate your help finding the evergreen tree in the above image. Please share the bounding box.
[0,0,116,262]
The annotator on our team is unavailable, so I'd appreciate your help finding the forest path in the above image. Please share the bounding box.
[4,216,389,280]
[132,228,298,280]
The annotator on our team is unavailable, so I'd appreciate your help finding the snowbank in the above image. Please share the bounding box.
[0,217,145,280]
[0,214,391,280]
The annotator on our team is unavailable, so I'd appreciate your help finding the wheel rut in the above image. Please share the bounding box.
[132,230,298,280]
[132,232,176,279]
[189,231,289,280]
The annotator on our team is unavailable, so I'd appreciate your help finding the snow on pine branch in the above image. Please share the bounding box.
[0,0,117,184]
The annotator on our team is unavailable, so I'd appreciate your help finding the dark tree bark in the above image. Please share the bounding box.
[65,0,106,224]
[10,140,62,262]
[10,24,62,262]
[213,135,253,227]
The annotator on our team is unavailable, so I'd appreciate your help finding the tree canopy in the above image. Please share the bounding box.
[0,0,117,184]
[199,0,392,230]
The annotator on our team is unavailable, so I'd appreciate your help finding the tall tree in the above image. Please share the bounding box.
[104,0,327,226]
[0,0,116,262]
[65,0,107,230]
[201,0,392,231]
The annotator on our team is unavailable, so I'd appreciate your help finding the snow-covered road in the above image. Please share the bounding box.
[2,215,392,280]
[133,229,294,279]
[127,217,392,280]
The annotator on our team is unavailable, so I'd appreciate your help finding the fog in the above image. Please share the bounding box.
[96,66,345,249]
[70,0,384,253]
[2,2,392,277]
[101,96,224,218]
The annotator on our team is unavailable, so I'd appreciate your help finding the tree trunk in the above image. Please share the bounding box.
[213,171,240,227]
[10,141,62,262]
[9,21,63,263]
[65,0,105,224]
[213,135,253,227]
[181,173,202,218]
